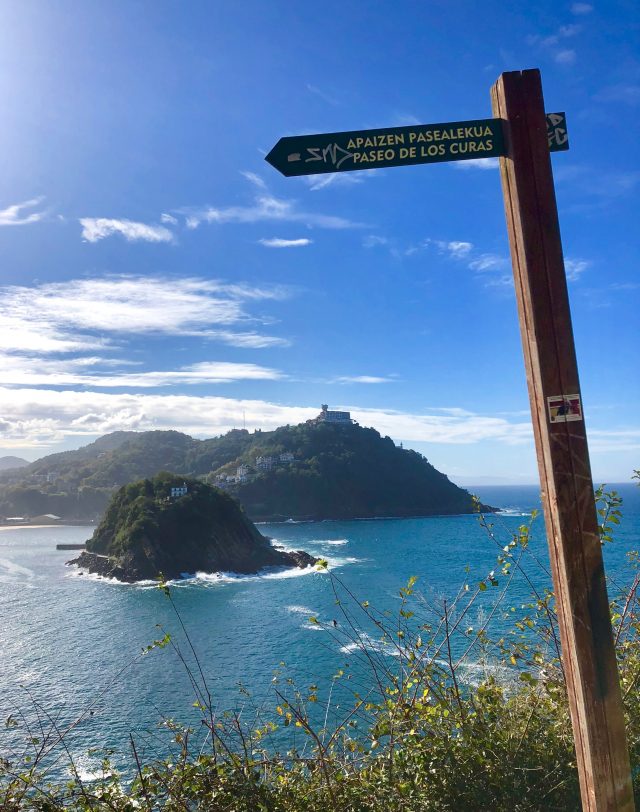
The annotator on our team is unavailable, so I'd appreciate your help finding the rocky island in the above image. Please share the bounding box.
[69,472,318,583]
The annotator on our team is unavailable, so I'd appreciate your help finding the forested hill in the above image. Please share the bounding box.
[221,422,483,520]
[0,422,486,521]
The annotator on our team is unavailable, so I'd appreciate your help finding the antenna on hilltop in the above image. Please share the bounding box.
[243,410,246,430]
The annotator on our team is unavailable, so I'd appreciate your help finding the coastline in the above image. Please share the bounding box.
[0,522,93,531]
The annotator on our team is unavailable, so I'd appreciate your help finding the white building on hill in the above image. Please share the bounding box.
[314,404,353,424]
[255,455,274,471]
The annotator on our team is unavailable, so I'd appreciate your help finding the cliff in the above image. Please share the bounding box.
[69,472,317,582]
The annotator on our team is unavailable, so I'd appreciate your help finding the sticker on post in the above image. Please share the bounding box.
[547,394,582,423]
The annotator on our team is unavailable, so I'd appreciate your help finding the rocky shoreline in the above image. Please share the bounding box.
[68,541,318,583]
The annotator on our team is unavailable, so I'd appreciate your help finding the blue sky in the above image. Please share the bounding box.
[0,0,638,484]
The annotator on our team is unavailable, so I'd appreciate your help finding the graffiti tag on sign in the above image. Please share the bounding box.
[546,112,569,152]
[547,394,583,423]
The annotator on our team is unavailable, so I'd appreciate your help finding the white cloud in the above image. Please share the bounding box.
[528,22,581,64]
[564,257,589,281]
[80,218,175,243]
[555,49,577,65]
[468,253,510,272]
[363,235,389,248]
[240,171,268,190]
[303,172,367,191]
[332,376,395,384]
[589,429,640,453]
[0,389,536,450]
[184,193,364,230]
[0,197,46,226]
[571,2,593,14]
[0,354,283,388]
[258,237,313,248]
[0,276,290,354]
[447,241,473,258]
[4,389,635,460]
[454,158,499,171]
[160,213,178,224]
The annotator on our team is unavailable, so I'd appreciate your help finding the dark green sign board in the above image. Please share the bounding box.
[266,112,568,176]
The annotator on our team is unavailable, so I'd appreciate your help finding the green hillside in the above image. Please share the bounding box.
[219,422,481,519]
[0,421,485,521]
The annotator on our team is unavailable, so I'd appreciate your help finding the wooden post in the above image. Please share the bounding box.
[491,69,634,811]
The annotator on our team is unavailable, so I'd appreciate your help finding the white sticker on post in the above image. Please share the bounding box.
[547,394,583,423]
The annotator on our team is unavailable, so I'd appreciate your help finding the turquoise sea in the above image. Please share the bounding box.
[1,483,638,781]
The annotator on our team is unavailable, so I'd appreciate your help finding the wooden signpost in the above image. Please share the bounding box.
[266,68,634,811]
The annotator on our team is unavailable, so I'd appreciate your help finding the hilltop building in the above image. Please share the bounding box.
[313,404,353,425]
[170,484,188,498]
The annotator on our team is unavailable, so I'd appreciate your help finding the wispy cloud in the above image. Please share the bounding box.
[0,276,291,356]
[595,84,640,106]
[554,164,640,211]
[331,375,396,384]
[446,241,474,259]
[454,158,499,171]
[303,172,366,191]
[184,173,365,230]
[362,235,389,249]
[258,237,313,248]
[555,49,577,65]
[306,83,341,106]
[240,171,268,190]
[564,257,589,281]
[160,212,178,224]
[0,197,47,226]
[589,429,640,453]
[0,355,284,389]
[571,2,593,14]
[184,192,364,230]
[468,253,510,272]
[528,22,581,64]
[424,239,513,287]
[80,218,175,243]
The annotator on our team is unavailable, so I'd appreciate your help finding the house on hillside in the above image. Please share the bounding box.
[255,456,274,471]
[236,464,251,482]
[170,484,188,498]
[279,452,294,463]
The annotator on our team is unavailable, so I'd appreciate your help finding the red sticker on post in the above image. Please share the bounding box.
[547,394,582,423]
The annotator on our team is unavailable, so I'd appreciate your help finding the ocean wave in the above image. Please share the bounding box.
[65,567,157,587]
[174,564,321,586]
[65,543,362,588]
[0,558,36,585]
[316,539,349,546]
[496,508,532,517]
[72,755,109,783]
[339,632,401,657]
[286,604,317,615]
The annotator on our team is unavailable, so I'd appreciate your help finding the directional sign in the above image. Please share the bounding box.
[266,112,568,177]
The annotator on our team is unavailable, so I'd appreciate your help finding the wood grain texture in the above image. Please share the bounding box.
[491,69,634,811]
